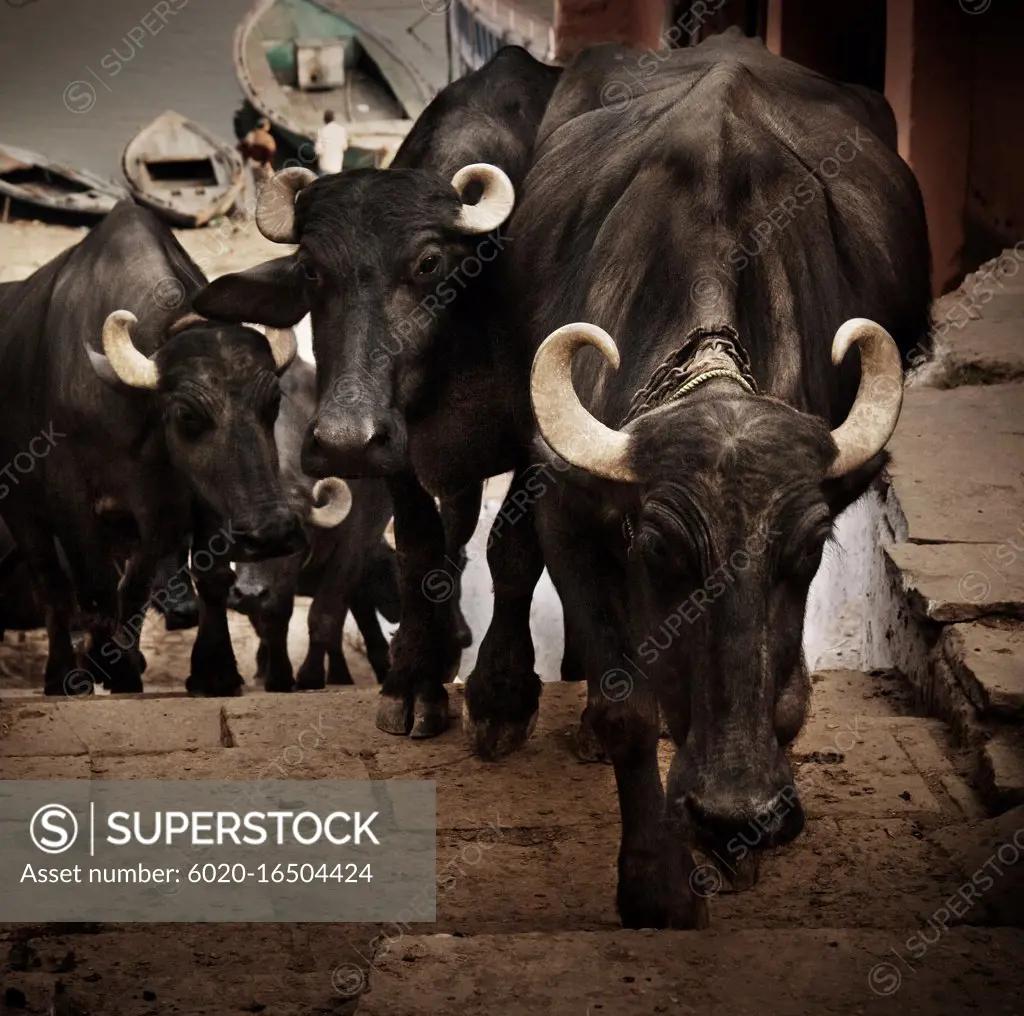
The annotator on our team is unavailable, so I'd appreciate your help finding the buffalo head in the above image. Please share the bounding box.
[530,318,904,859]
[190,163,515,477]
[87,313,351,560]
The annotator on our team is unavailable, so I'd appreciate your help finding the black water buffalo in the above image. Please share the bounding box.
[194,46,562,737]
[0,201,349,695]
[227,357,399,691]
[475,31,929,927]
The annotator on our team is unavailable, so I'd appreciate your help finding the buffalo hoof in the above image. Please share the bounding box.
[105,653,145,695]
[326,651,354,685]
[462,698,536,760]
[263,674,295,693]
[186,672,244,697]
[295,662,325,691]
[108,677,144,695]
[45,674,94,697]
[574,706,610,764]
[617,855,710,931]
[376,693,412,735]
[453,606,473,650]
[410,688,450,739]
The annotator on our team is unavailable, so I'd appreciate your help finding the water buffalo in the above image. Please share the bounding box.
[476,31,929,927]
[0,201,349,696]
[193,46,562,736]
[227,357,399,692]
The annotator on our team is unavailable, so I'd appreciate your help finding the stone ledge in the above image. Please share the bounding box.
[884,543,1024,623]
[886,383,1024,545]
[355,927,1024,1016]
[941,623,1024,718]
[978,730,1024,812]
[938,318,1024,387]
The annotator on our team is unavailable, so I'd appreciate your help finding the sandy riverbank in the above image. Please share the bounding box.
[0,213,282,285]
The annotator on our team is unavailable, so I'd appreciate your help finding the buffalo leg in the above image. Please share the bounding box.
[55,523,144,694]
[186,515,244,697]
[12,522,87,696]
[561,615,586,682]
[351,589,390,684]
[539,514,708,931]
[439,484,482,649]
[462,467,544,760]
[254,609,295,692]
[377,472,458,738]
[326,628,353,686]
[296,548,359,690]
[151,546,199,631]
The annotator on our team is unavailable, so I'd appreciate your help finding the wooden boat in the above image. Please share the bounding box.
[0,144,125,221]
[121,111,244,227]
[233,0,439,167]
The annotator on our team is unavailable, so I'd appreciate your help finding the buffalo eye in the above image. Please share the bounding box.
[300,261,321,285]
[173,403,208,440]
[415,253,442,277]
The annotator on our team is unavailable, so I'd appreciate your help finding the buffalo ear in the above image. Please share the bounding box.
[822,449,889,519]
[192,256,309,328]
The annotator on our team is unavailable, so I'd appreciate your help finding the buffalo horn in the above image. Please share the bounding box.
[308,477,353,528]
[529,322,637,483]
[255,167,317,243]
[101,310,160,390]
[826,318,904,478]
[451,163,515,234]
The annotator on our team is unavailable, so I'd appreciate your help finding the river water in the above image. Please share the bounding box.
[0,0,257,182]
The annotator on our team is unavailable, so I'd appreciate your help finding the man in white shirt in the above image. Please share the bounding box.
[315,110,348,176]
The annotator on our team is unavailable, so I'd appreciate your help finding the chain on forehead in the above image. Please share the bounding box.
[623,325,758,426]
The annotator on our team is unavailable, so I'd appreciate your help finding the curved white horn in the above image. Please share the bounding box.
[826,318,904,479]
[255,167,317,243]
[309,477,352,528]
[264,326,297,372]
[530,322,637,483]
[451,163,515,234]
[102,310,160,389]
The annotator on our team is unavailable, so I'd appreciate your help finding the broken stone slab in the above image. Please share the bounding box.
[354,927,1024,1016]
[941,623,1024,718]
[49,698,227,755]
[938,318,1024,387]
[884,542,1024,622]
[978,728,1024,811]
[886,383,1024,544]
[976,290,1024,320]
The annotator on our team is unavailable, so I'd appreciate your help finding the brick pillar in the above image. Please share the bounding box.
[885,0,972,294]
[553,0,667,63]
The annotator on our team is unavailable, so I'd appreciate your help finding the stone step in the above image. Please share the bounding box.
[978,729,1024,811]
[886,383,1024,546]
[1,924,381,1016]
[352,927,1024,1016]
[940,623,1024,719]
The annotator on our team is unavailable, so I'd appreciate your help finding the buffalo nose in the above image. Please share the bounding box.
[234,512,306,561]
[303,412,406,477]
[685,785,804,850]
[228,570,272,614]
